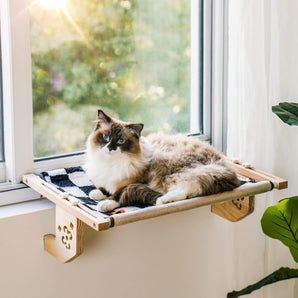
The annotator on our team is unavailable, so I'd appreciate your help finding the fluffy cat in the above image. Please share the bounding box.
[85,110,240,212]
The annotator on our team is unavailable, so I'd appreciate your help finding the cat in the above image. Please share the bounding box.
[85,109,240,212]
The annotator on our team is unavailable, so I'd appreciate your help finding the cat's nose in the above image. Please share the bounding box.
[107,143,116,151]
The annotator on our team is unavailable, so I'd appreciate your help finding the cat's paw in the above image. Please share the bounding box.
[95,199,120,212]
[156,195,172,205]
[89,189,107,201]
[156,190,187,205]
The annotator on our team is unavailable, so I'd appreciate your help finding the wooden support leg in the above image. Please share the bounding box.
[211,196,255,222]
[44,206,84,263]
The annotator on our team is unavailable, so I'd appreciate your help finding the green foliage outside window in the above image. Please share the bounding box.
[30,0,191,157]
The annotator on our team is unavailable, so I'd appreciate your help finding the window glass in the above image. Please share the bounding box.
[30,0,191,158]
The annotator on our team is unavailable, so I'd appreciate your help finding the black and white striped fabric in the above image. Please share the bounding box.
[42,166,99,205]
[41,166,140,216]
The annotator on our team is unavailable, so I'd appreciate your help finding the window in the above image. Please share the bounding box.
[30,0,193,158]
[0,0,225,204]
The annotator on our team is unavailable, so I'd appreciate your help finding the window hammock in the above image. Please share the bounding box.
[23,161,287,263]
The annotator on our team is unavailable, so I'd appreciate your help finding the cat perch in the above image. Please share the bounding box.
[22,161,287,263]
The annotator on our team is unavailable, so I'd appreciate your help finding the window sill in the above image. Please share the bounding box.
[0,184,41,207]
[0,197,54,219]
[0,152,86,207]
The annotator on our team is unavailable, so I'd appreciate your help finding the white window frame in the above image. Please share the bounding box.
[211,0,229,153]
[0,0,226,206]
[191,0,227,152]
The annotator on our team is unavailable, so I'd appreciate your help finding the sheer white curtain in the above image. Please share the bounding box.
[227,1,298,297]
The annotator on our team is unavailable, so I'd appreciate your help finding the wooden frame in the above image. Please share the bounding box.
[22,161,287,263]
[210,161,288,222]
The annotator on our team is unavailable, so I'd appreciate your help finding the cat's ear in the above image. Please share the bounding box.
[97,110,112,125]
[126,123,144,138]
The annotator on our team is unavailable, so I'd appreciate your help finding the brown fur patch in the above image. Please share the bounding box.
[111,184,162,207]
[92,111,143,154]
[144,133,236,194]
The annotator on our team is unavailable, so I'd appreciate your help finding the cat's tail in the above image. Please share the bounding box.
[112,183,163,207]
[194,160,240,196]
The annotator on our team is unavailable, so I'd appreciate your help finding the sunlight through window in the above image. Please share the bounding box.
[30,0,192,158]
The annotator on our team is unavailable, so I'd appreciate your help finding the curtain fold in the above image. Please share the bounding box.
[226,1,298,297]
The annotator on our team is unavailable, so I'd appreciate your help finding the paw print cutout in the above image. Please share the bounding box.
[232,197,245,210]
[58,222,74,250]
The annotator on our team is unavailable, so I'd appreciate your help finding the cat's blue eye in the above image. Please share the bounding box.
[102,134,110,142]
[117,138,126,145]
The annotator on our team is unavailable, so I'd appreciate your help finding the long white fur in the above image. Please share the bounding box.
[85,135,153,195]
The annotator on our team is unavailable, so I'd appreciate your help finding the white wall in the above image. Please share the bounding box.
[1,200,246,298]
[1,1,298,298]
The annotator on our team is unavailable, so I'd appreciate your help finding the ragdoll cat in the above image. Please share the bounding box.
[85,110,240,212]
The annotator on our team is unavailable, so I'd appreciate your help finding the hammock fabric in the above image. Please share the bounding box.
[41,166,254,218]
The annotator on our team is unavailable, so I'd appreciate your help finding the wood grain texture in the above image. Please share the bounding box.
[44,206,84,263]
[211,196,255,222]
[229,162,288,190]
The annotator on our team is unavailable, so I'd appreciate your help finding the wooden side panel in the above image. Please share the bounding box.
[211,196,254,222]
[44,206,84,263]
[211,161,288,222]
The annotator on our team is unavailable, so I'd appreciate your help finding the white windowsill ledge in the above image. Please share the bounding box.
[0,198,54,219]
[0,185,41,206]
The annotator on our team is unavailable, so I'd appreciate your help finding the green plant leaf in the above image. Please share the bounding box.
[272,102,298,126]
[261,196,298,262]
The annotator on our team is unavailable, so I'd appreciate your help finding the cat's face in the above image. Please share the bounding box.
[89,110,144,155]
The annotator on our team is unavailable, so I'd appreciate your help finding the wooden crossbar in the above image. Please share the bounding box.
[110,180,273,226]
[23,174,110,232]
[229,162,288,190]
